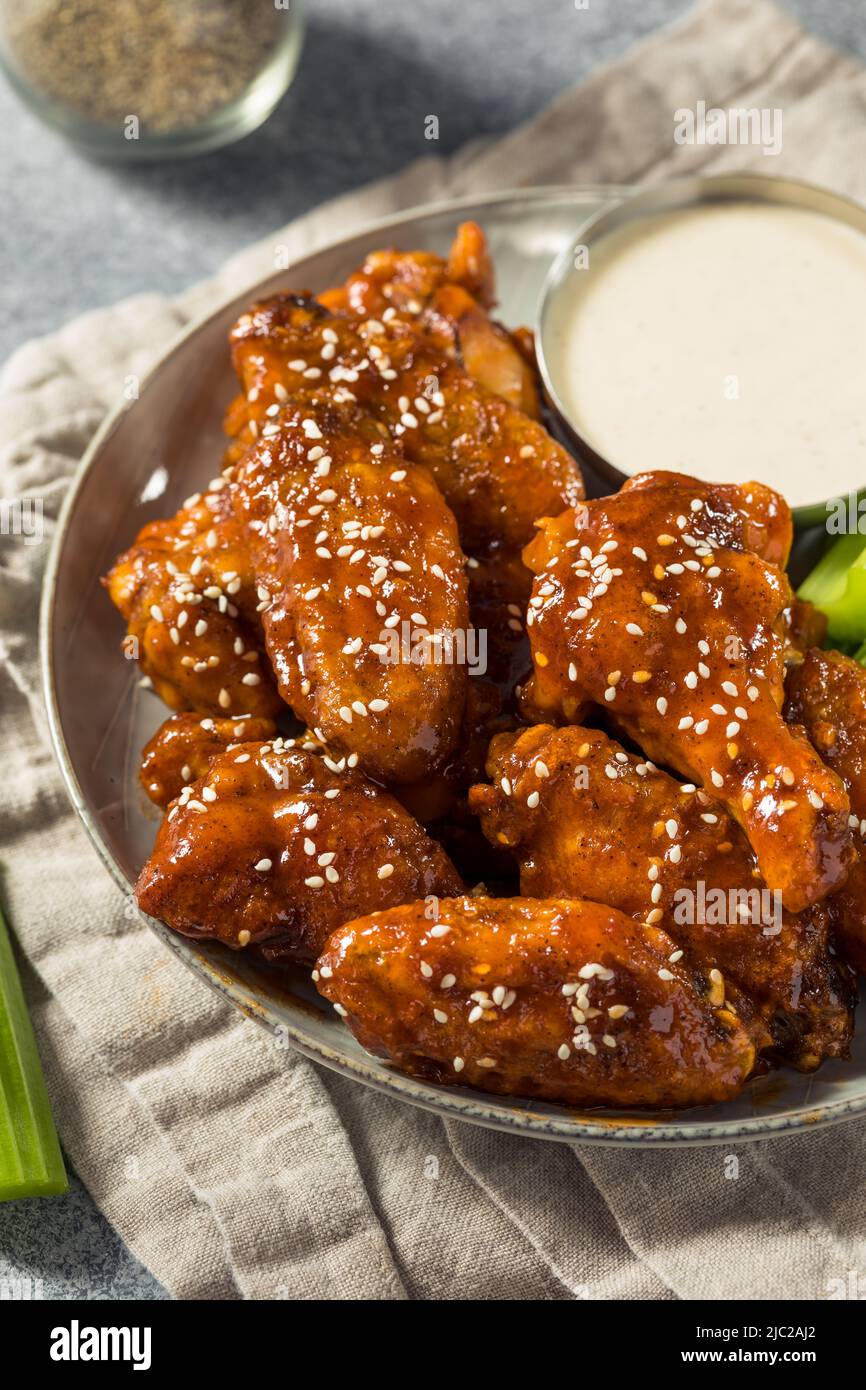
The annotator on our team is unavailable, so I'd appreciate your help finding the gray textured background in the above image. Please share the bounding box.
[1,0,863,1301]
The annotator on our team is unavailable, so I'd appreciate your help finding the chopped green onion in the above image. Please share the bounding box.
[854,638,866,669]
[798,533,866,646]
[0,905,67,1200]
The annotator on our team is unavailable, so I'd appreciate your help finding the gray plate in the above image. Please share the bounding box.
[40,185,866,1146]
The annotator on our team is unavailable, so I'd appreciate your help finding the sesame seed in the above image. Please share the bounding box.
[254,858,272,872]
[377,863,394,879]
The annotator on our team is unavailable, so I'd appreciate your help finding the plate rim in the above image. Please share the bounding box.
[39,181,866,1147]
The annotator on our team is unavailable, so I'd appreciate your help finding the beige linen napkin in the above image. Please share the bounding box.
[4,0,866,1300]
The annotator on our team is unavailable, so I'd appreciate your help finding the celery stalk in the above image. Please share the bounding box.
[0,905,67,1200]
[797,533,866,645]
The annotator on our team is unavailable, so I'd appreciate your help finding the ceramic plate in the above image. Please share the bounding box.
[41,185,864,1145]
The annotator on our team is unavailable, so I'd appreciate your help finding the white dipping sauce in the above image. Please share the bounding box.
[547,202,866,510]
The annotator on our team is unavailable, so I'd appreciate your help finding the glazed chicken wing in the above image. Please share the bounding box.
[317,222,539,416]
[316,896,756,1108]
[470,725,854,1068]
[105,477,282,719]
[318,221,495,318]
[230,395,469,783]
[136,738,463,961]
[140,711,278,806]
[522,474,852,912]
[786,648,866,974]
[227,293,583,553]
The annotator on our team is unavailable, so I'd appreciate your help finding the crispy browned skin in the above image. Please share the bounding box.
[522,474,852,912]
[230,395,469,783]
[421,283,540,418]
[140,712,277,806]
[104,478,283,718]
[786,599,828,660]
[786,649,866,974]
[227,294,583,553]
[316,896,756,1108]
[470,725,854,1068]
[136,739,463,961]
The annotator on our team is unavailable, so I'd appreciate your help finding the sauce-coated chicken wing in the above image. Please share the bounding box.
[786,648,866,974]
[470,724,854,1068]
[316,896,756,1108]
[318,221,495,318]
[522,475,852,912]
[104,477,282,718]
[227,293,583,553]
[317,222,539,415]
[140,711,278,806]
[230,395,469,783]
[136,739,463,961]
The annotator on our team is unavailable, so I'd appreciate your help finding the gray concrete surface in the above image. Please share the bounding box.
[0,0,862,1300]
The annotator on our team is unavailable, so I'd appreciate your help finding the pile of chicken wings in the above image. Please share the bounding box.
[106,224,866,1111]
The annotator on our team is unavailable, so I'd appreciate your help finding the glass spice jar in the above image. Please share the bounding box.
[0,0,305,160]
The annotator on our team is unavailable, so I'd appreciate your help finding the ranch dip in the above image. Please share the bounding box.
[546,201,866,511]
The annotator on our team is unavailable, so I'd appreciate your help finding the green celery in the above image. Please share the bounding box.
[797,533,866,645]
[0,905,67,1200]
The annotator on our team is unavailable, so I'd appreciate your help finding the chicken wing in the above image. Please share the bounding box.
[470,724,854,1068]
[227,293,583,553]
[318,221,495,318]
[140,711,278,806]
[136,738,463,961]
[230,394,469,783]
[104,476,283,719]
[522,474,852,912]
[317,222,539,415]
[785,648,866,974]
[315,896,756,1108]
